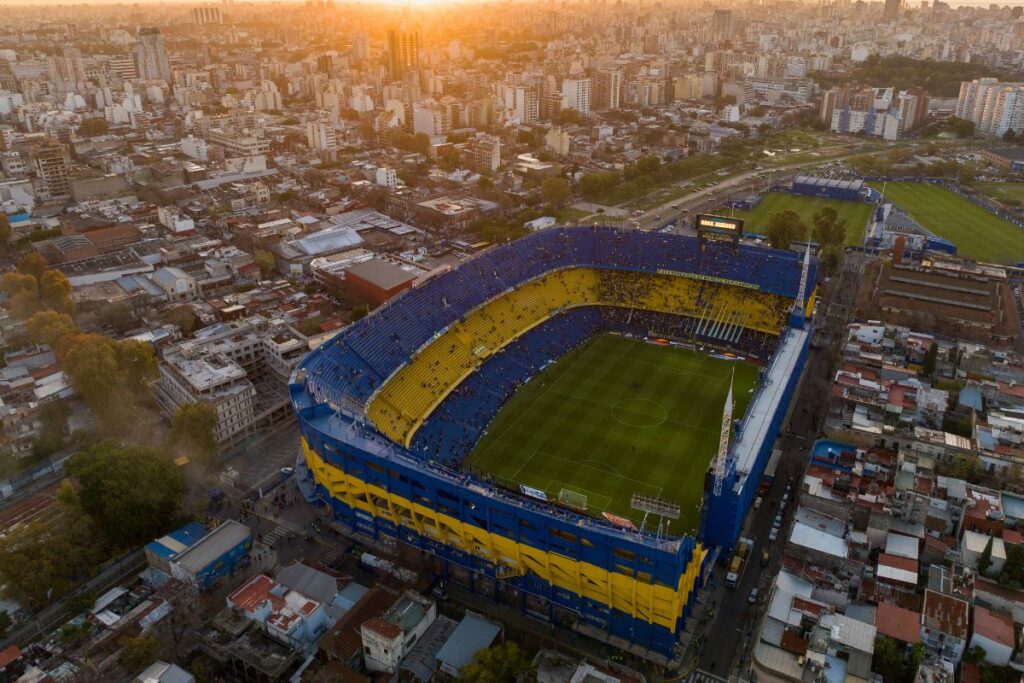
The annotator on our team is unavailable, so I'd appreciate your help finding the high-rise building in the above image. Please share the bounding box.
[307,120,338,155]
[593,70,622,110]
[133,27,171,82]
[33,140,71,199]
[387,29,420,79]
[560,78,591,114]
[883,0,903,21]
[469,135,501,172]
[711,9,733,41]
[956,78,1024,137]
[514,86,539,124]
[191,6,223,25]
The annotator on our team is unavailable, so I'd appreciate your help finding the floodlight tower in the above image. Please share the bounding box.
[712,371,734,497]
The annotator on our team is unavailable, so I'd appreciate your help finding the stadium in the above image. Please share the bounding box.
[289,225,817,662]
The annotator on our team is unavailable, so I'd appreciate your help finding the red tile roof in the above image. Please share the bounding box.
[923,589,969,639]
[973,605,1015,646]
[879,553,918,574]
[0,645,22,668]
[362,615,402,639]
[780,630,809,655]
[229,574,281,613]
[876,602,922,644]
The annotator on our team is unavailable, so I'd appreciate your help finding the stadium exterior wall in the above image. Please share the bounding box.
[701,328,810,548]
[291,393,705,660]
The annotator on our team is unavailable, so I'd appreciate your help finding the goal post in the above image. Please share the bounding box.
[558,488,588,512]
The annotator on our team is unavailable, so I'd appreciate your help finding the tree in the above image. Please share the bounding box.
[168,403,218,465]
[254,250,276,278]
[819,245,842,277]
[0,511,108,607]
[0,213,10,255]
[16,252,47,281]
[978,534,994,576]
[120,635,159,674]
[765,210,807,250]
[1,271,37,297]
[455,643,535,683]
[33,400,70,457]
[872,635,904,682]
[39,270,73,314]
[351,304,369,321]
[812,207,846,248]
[115,339,158,398]
[26,310,78,349]
[61,336,157,434]
[922,343,938,378]
[541,177,571,208]
[78,118,109,137]
[66,440,187,548]
[999,542,1024,589]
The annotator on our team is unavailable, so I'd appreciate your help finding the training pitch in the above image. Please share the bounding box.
[869,182,1024,263]
[464,334,759,535]
[718,192,873,247]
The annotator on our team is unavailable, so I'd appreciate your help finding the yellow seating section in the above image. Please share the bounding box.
[367,267,790,446]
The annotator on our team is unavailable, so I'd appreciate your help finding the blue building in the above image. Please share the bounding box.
[146,520,252,590]
[791,175,865,202]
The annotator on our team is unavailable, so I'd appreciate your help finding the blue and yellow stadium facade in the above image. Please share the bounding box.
[290,227,816,662]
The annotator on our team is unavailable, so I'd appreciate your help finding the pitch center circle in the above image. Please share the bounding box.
[611,398,668,428]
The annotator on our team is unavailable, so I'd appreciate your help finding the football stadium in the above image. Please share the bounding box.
[289,224,817,662]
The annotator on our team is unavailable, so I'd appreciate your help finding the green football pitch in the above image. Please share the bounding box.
[717,192,874,247]
[868,182,1024,264]
[464,334,759,535]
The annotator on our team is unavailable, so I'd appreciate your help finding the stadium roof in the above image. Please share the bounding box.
[793,175,864,191]
[290,225,364,257]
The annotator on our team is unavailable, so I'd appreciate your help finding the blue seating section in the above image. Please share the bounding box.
[409,306,777,467]
[305,227,812,409]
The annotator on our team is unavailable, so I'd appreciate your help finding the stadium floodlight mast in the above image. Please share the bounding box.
[630,493,681,541]
[711,370,735,498]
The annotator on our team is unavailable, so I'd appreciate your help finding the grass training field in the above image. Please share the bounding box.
[718,192,873,246]
[464,335,759,534]
[977,183,1024,206]
[868,182,1024,264]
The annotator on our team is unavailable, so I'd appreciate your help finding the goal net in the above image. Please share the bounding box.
[558,488,588,512]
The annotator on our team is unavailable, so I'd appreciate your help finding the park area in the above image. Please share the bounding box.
[465,334,759,535]
[869,182,1024,264]
[716,192,874,247]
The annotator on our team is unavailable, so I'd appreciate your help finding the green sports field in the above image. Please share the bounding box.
[465,335,759,535]
[868,182,1024,263]
[717,192,873,246]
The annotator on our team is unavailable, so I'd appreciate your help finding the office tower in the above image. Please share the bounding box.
[561,78,591,114]
[33,140,71,199]
[593,70,622,110]
[387,29,420,79]
[133,27,171,82]
[711,9,733,41]
[883,0,902,20]
[191,6,223,25]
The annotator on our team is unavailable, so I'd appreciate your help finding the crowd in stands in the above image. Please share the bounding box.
[301,227,813,459]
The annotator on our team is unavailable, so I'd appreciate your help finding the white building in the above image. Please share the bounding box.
[375,167,398,188]
[157,206,196,234]
[180,135,208,162]
[561,78,592,114]
[360,591,436,674]
[306,120,338,154]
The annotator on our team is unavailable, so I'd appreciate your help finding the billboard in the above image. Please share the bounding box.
[695,214,744,244]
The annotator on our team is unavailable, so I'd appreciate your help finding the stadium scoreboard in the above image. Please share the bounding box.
[695,214,743,245]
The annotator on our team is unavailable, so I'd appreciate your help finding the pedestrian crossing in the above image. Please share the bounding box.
[687,670,729,683]
[321,545,343,566]
[263,525,290,546]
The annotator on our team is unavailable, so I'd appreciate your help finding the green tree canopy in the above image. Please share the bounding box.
[0,509,108,607]
[812,207,847,248]
[454,642,535,683]
[978,534,994,576]
[66,440,187,548]
[62,335,158,434]
[0,213,10,255]
[26,313,78,350]
[541,177,571,208]
[766,210,808,251]
[16,252,47,281]
[39,269,73,314]
[168,403,218,465]
[254,250,276,278]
